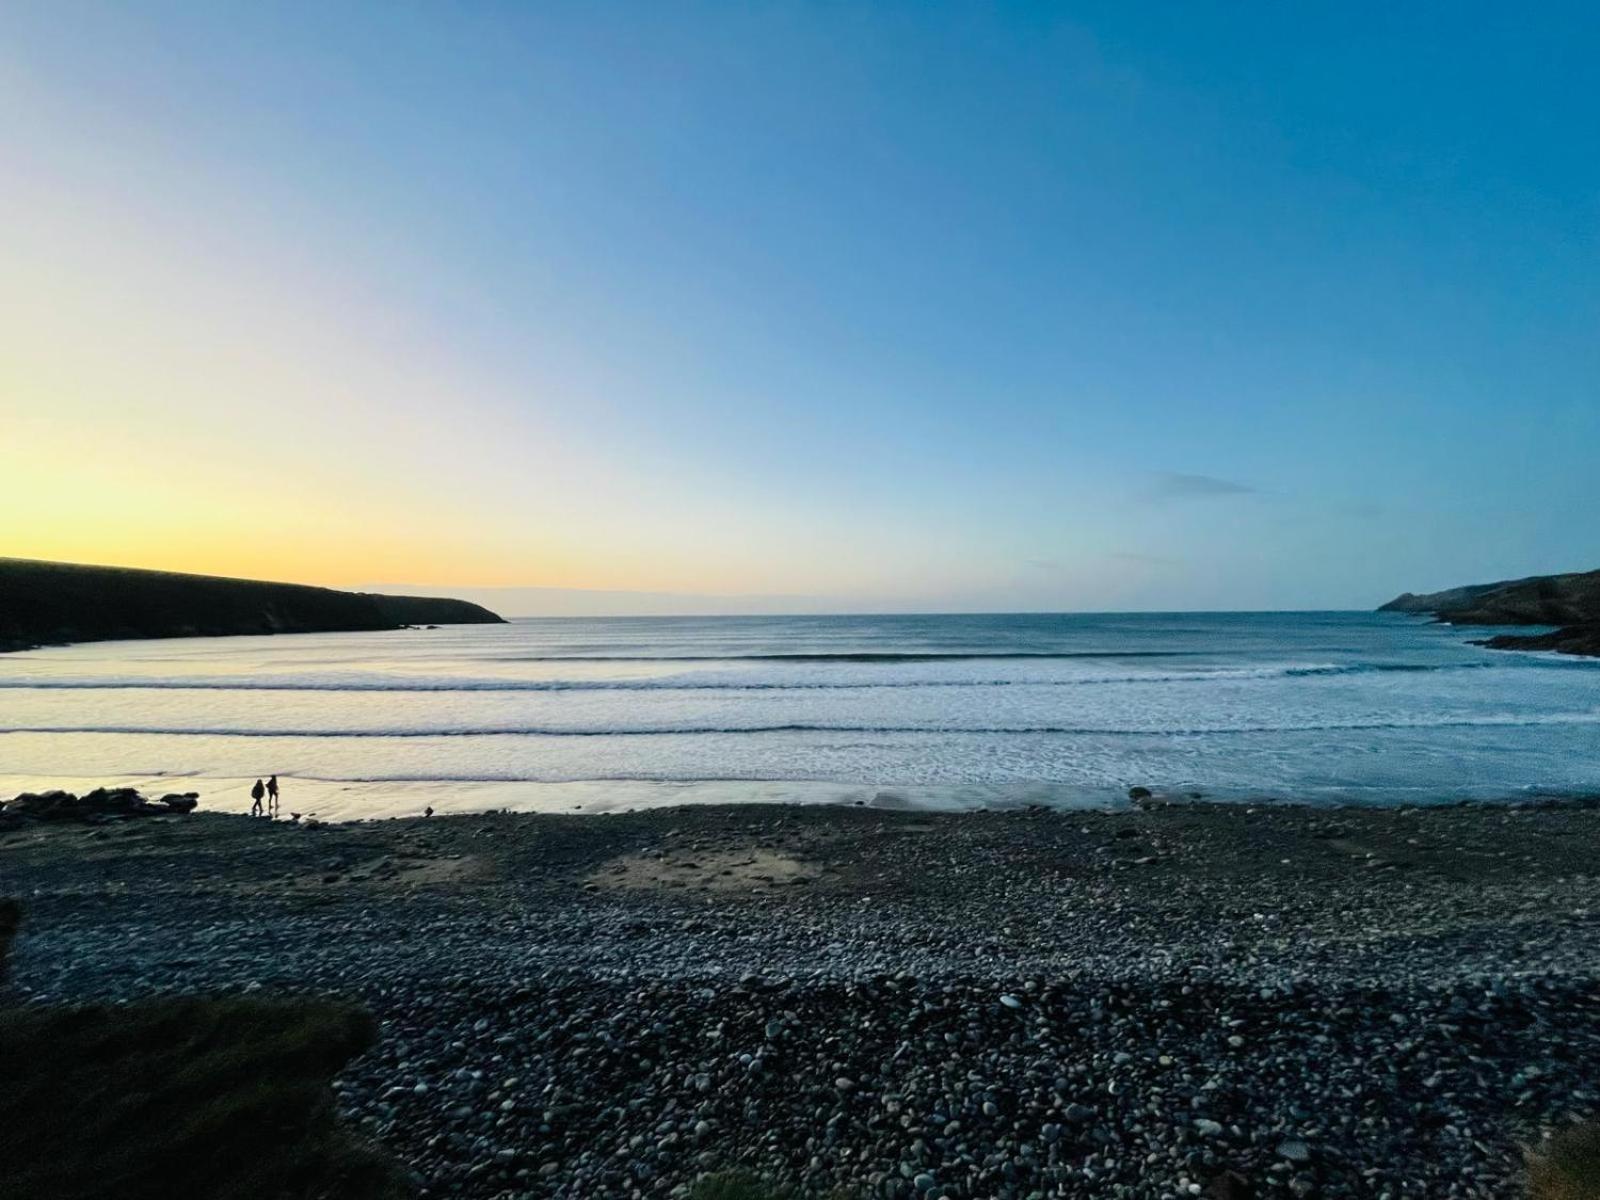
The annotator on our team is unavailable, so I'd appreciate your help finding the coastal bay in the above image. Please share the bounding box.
[9,5,1600,1195]
[4,612,1598,810]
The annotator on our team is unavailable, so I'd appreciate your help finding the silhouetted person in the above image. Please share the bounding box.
[250,778,265,817]
[266,774,280,817]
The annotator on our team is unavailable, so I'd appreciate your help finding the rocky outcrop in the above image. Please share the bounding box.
[0,787,200,830]
[1474,626,1600,657]
[0,557,505,651]
[1379,568,1600,658]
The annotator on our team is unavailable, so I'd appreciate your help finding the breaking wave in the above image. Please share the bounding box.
[0,660,1514,693]
[6,710,1598,738]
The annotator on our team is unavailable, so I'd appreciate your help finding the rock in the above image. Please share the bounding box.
[1277,1139,1312,1163]
[1475,626,1600,657]
[1128,787,1153,801]
[1206,1171,1255,1199]
[6,791,80,820]
[2,788,199,825]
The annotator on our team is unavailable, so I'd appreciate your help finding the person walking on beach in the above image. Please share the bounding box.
[266,774,280,817]
[250,778,265,818]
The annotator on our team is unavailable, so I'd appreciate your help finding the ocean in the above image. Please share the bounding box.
[1,612,1597,818]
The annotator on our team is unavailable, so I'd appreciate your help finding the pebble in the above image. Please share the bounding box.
[9,801,1599,1200]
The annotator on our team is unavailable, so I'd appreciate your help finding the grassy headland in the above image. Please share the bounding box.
[1380,568,1600,656]
[0,557,504,651]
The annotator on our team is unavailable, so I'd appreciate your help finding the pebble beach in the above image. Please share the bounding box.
[6,797,1600,1199]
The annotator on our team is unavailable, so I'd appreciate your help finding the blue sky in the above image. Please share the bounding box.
[3,2,1596,612]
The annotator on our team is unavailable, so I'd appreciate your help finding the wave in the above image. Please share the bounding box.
[0,661,1516,693]
[485,651,1211,662]
[7,711,1598,738]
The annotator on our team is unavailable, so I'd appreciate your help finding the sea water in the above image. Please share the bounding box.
[1,612,1597,817]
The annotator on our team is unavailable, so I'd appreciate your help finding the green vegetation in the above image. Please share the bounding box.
[0,995,413,1200]
[689,1172,793,1200]
[0,556,503,651]
[1528,1121,1600,1200]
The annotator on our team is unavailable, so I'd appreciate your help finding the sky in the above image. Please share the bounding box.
[2,2,1596,614]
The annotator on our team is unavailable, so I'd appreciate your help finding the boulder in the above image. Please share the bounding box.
[6,791,80,820]
[1,788,200,827]
[80,787,146,814]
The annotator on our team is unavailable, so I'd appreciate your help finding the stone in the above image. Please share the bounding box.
[1206,1171,1255,1199]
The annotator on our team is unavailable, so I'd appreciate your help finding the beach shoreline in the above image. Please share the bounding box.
[7,612,1599,812]
[6,798,1599,1197]
[7,774,1600,824]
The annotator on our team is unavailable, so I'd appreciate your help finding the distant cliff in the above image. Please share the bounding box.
[1379,568,1600,658]
[0,558,506,652]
